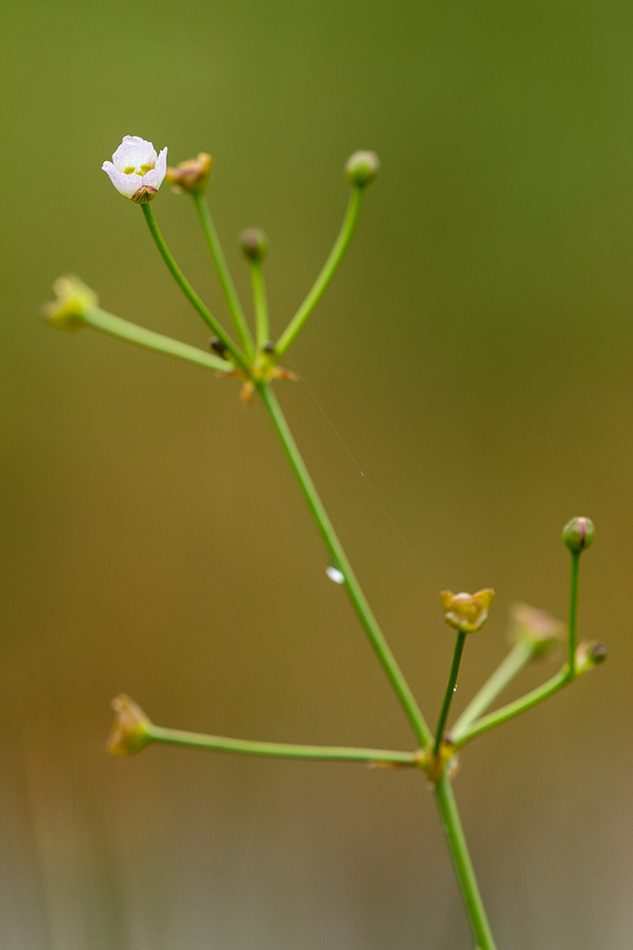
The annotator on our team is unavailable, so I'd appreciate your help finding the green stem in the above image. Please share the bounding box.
[275,186,365,357]
[453,548,586,748]
[149,724,419,766]
[434,630,467,756]
[140,203,248,371]
[451,668,569,748]
[192,192,255,360]
[82,306,233,372]
[451,639,534,737]
[567,551,580,679]
[258,382,432,749]
[250,258,270,352]
[434,775,498,950]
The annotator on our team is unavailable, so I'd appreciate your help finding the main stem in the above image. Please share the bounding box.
[258,382,432,748]
[434,775,498,950]
[258,382,499,945]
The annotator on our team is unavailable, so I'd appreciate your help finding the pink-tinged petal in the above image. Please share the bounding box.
[141,146,168,189]
[112,135,157,173]
[102,161,142,199]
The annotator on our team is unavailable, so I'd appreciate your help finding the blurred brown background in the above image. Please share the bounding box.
[2,1,632,947]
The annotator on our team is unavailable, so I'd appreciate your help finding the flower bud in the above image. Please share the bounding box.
[240,228,269,262]
[576,640,608,673]
[562,517,595,553]
[345,150,380,187]
[42,276,98,331]
[439,588,495,633]
[165,153,213,195]
[107,694,152,756]
[507,602,564,658]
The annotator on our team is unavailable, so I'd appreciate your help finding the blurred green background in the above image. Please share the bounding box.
[2,0,632,947]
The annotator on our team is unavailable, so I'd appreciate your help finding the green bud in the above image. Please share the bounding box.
[562,517,595,553]
[240,228,269,262]
[42,276,98,331]
[576,640,608,673]
[345,150,380,187]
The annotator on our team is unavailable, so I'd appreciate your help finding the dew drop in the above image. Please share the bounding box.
[326,561,345,585]
[453,686,458,693]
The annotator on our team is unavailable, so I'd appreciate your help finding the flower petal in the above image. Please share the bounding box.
[102,160,143,198]
[141,146,168,189]
[112,135,157,173]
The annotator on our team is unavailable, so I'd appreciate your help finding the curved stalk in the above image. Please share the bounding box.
[451,667,569,748]
[275,186,364,357]
[140,203,248,371]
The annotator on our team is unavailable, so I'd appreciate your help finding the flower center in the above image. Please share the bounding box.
[123,162,155,175]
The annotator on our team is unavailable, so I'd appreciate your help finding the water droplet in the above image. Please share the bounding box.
[326,561,345,585]
[453,686,458,693]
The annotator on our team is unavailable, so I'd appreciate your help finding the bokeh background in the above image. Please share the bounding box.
[2,1,633,947]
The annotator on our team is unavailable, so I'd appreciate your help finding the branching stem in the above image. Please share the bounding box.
[451,639,534,737]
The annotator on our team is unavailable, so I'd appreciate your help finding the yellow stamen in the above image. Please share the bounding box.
[124,165,136,175]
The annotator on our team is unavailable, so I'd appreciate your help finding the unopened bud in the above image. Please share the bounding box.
[42,276,98,331]
[240,228,269,262]
[165,153,213,195]
[508,602,564,658]
[345,150,380,187]
[107,694,152,756]
[439,588,495,633]
[562,517,595,553]
[576,640,608,673]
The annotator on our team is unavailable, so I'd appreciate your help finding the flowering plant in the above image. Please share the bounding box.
[45,135,607,950]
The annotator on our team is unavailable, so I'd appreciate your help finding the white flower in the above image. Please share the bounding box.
[102,135,168,203]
